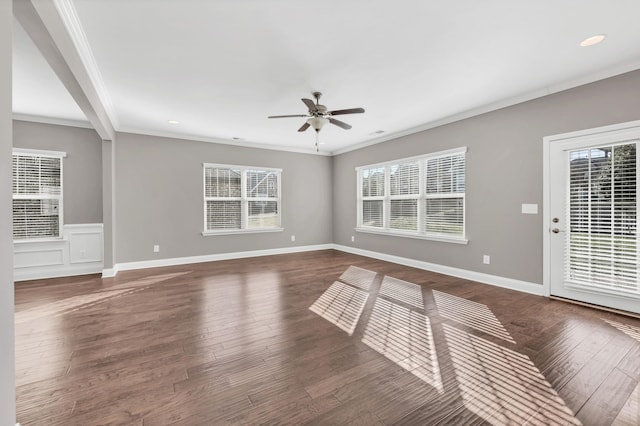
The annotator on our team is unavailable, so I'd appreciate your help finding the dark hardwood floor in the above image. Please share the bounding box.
[14,250,640,425]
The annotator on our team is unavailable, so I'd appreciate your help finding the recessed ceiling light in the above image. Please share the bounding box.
[167,120,180,124]
[370,130,385,135]
[232,137,243,141]
[579,34,606,47]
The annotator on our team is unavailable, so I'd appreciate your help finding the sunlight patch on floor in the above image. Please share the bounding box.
[362,297,443,392]
[604,318,640,343]
[433,290,516,344]
[444,323,581,425]
[309,281,369,335]
[378,275,424,309]
[339,265,377,291]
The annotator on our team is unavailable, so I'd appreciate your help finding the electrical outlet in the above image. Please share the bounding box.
[483,255,490,265]
[291,235,295,242]
[351,235,355,242]
[153,245,160,253]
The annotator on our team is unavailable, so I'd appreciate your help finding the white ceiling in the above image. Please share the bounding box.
[12,0,640,154]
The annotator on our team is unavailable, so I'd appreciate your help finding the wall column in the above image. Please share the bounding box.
[102,138,116,275]
[1,0,17,424]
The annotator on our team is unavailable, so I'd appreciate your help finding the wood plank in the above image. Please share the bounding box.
[13,249,640,425]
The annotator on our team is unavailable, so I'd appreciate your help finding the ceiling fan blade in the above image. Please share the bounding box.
[298,122,310,132]
[302,98,318,112]
[329,107,365,116]
[268,114,308,119]
[329,118,352,130]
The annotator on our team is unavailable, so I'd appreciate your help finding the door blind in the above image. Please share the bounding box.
[566,142,638,295]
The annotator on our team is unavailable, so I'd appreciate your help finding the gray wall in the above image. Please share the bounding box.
[13,120,103,224]
[1,1,15,423]
[114,133,333,263]
[333,69,640,285]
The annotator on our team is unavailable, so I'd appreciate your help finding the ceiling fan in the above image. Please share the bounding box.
[268,92,365,151]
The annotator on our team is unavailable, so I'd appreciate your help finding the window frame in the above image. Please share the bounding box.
[12,148,66,242]
[356,147,467,244]
[202,163,283,236]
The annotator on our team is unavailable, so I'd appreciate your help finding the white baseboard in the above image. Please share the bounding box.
[111,244,335,274]
[332,244,546,296]
[101,266,118,278]
[106,242,543,297]
[15,264,103,282]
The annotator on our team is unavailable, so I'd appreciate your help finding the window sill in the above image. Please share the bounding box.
[355,227,468,245]
[14,237,66,244]
[202,228,284,236]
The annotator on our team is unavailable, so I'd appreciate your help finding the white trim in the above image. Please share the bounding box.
[203,162,282,173]
[13,224,104,281]
[332,244,545,296]
[12,113,93,129]
[102,244,543,297]
[64,223,103,229]
[331,61,640,156]
[113,244,334,273]
[543,119,640,299]
[355,226,468,244]
[356,149,466,242]
[119,127,333,156]
[203,164,282,233]
[102,266,118,278]
[15,264,102,282]
[12,147,67,158]
[110,244,543,296]
[202,228,283,236]
[354,146,467,171]
[53,0,119,128]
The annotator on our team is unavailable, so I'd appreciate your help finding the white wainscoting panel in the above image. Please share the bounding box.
[14,223,104,282]
[68,224,103,264]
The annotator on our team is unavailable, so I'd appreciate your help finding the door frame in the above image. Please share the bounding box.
[543,119,640,299]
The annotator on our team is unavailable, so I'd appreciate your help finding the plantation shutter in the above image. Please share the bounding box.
[425,153,465,236]
[12,151,63,240]
[361,167,385,228]
[567,143,639,295]
[389,162,419,231]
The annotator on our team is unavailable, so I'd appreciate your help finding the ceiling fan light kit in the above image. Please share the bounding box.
[307,116,329,132]
[268,91,365,151]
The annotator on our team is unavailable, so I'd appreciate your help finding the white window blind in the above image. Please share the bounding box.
[246,169,279,229]
[361,167,385,228]
[567,143,638,296]
[12,150,65,240]
[356,148,466,243]
[390,162,419,231]
[425,153,465,236]
[203,164,281,234]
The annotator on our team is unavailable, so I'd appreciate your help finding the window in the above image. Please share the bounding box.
[356,147,466,243]
[203,163,282,234]
[12,149,66,241]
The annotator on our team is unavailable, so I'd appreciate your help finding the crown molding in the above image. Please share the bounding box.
[331,61,640,156]
[12,113,93,129]
[117,126,333,156]
[53,0,119,128]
